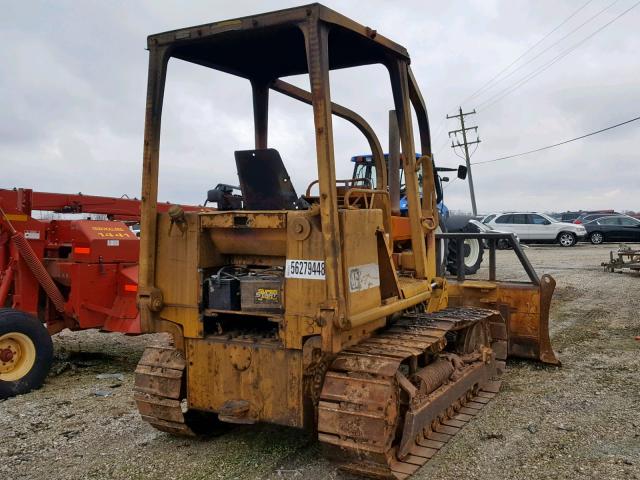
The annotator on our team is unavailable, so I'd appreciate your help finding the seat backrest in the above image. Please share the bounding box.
[234,149,299,210]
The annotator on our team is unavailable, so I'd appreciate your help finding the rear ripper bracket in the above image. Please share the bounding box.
[168,205,188,235]
[138,286,164,312]
[317,305,349,330]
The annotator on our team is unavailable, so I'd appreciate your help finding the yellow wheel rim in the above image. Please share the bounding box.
[0,332,36,381]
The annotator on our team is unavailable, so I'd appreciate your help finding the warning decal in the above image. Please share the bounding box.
[348,263,380,293]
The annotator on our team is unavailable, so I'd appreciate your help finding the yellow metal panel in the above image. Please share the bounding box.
[202,212,287,257]
[284,212,325,349]
[153,213,204,338]
[339,209,383,318]
[398,276,431,299]
[200,212,286,229]
[186,338,304,427]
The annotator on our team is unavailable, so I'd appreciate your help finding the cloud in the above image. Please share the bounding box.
[0,0,638,213]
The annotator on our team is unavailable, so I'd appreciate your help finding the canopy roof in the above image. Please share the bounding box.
[148,3,410,79]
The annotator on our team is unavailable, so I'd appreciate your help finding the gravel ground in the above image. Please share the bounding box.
[1,243,638,480]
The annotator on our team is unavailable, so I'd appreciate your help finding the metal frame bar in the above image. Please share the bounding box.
[388,59,429,280]
[437,232,540,285]
[251,80,269,149]
[301,18,345,352]
[139,46,171,332]
[270,79,386,190]
[137,9,439,349]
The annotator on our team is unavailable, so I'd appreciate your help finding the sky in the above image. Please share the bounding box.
[1,0,638,214]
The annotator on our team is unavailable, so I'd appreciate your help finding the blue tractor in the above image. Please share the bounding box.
[351,154,485,275]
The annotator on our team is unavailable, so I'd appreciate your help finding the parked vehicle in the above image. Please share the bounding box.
[484,212,586,247]
[557,211,583,223]
[480,213,497,224]
[129,223,141,237]
[573,212,620,224]
[557,210,616,223]
[469,219,521,249]
[584,215,640,244]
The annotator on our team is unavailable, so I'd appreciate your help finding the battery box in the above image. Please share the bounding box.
[206,275,241,310]
[239,275,283,312]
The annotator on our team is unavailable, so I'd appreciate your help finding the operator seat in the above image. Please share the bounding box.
[234,149,306,210]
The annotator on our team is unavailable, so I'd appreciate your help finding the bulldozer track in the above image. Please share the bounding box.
[133,307,508,479]
[318,307,507,479]
[133,346,196,437]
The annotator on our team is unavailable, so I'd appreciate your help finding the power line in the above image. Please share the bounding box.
[434,131,453,155]
[477,0,640,111]
[461,0,595,106]
[436,1,604,156]
[431,122,449,153]
[472,114,640,166]
[436,1,637,160]
[472,0,620,106]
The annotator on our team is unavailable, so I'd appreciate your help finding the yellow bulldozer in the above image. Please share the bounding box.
[133,4,559,478]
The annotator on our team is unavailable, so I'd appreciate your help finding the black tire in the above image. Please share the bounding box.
[590,231,604,245]
[557,231,576,247]
[447,223,485,275]
[0,308,53,399]
[436,218,449,276]
[496,238,511,250]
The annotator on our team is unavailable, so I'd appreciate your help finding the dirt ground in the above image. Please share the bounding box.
[1,243,638,480]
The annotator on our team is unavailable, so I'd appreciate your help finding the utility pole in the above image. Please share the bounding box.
[447,107,481,215]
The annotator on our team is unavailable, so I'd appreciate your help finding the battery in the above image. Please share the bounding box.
[206,275,241,310]
[239,275,283,312]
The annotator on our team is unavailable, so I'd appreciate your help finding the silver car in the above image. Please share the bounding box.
[483,212,586,247]
[469,219,521,249]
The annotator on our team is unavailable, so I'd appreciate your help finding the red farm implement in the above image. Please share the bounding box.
[0,188,206,398]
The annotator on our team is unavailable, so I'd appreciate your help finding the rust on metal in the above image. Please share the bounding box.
[318,307,505,478]
[602,245,640,273]
[133,4,560,479]
[133,346,196,436]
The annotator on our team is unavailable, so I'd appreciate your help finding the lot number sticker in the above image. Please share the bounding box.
[285,260,325,280]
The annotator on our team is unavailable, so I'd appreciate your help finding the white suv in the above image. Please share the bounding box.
[483,212,586,247]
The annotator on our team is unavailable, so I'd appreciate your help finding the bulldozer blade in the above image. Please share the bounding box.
[503,274,560,366]
[448,274,560,366]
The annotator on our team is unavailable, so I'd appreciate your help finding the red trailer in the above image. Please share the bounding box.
[0,188,206,398]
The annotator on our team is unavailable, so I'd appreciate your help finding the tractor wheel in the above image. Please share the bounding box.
[447,223,485,275]
[590,232,604,245]
[496,238,511,250]
[436,219,449,276]
[0,308,53,399]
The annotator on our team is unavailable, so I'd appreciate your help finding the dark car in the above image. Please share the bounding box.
[557,210,616,223]
[573,212,620,224]
[584,215,640,244]
[558,211,583,223]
